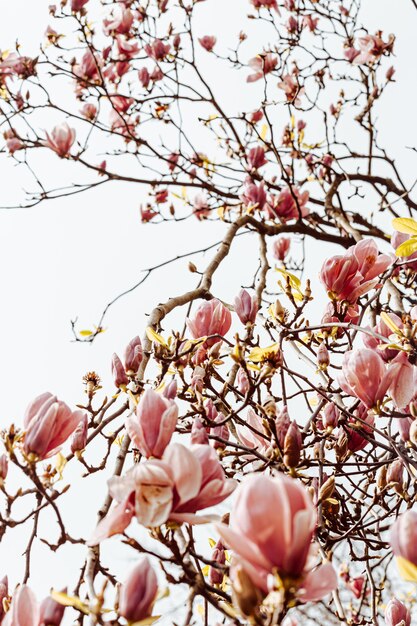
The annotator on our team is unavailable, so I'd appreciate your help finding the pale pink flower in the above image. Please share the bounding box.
[234,289,258,325]
[338,349,391,409]
[187,299,232,346]
[363,312,403,361]
[216,474,337,601]
[241,179,267,211]
[273,236,291,261]
[23,392,84,461]
[80,103,97,120]
[320,254,361,302]
[70,413,88,454]
[247,146,267,170]
[0,54,37,83]
[116,36,140,59]
[303,15,319,32]
[103,6,134,36]
[199,36,216,52]
[71,0,89,11]
[3,585,39,626]
[118,557,158,623]
[112,353,129,388]
[193,194,211,220]
[278,74,304,106]
[354,33,394,65]
[247,54,278,83]
[390,510,417,567]
[266,187,309,222]
[144,40,171,61]
[39,594,65,626]
[385,597,411,626]
[236,408,269,453]
[43,123,75,157]
[126,389,178,458]
[124,336,143,374]
[251,0,279,11]
[74,50,101,82]
[88,443,236,543]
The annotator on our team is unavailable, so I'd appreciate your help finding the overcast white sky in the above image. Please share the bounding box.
[0,0,416,619]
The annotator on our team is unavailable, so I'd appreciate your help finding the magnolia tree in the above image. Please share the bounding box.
[1,0,417,624]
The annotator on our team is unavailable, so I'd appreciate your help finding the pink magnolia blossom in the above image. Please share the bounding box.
[3,585,39,626]
[124,336,143,374]
[23,392,84,461]
[112,353,129,388]
[338,349,391,409]
[70,413,88,455]
[241,179,267,211]
[187,299,232,346]
[251,0,279,11]
[273,236,291,261]
[145,40,171,61]
[303,15,319,32]
[266,187,309,222]
[236,408,269,453]
[116,36,140,60]
[88,443,236,543]
[43,123,76,157]
[39,594,65,626]
[247,53,278,83]
[234,289,258,325]
[354,33,395,65]
[193,194,211,220]
[118,557,158,622]
[390,510,417,567]
[0,454,8,482]
[247,146,267,170]
[73,50,101,82]
[345,404,375,453]
[199,36,216,52]
[278,74,304,106]
[0,54,37,83]
[237,367,250,395]
[103,7,134,36]
[71,0,89,11]
[363,312,403,361]
[216,474,337,602]
[126,388,178,458]
[385,597,411,626]
[80,103,97,120]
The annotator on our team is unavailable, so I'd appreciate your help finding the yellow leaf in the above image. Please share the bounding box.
[146,327,168,348]
[260,124,268,140]
[276,268,301,288]
[396,556,417,582]
[217,206,226,220]
[395,237,417,258]
[55,452,67,480]
[380,312,402,336]
[196,604,205,616]
[208,537,216,548]
[392,217,417,236]
[248,343,281,363]
[201,565,210,576]
[50,591,90,615]
[79,330,93,337]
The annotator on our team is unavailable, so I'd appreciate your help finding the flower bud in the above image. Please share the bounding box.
[283,420,302,469]
[386,459,404,493]
[236,368,250,395]
[163,378,177,400]
[70,413,88,455]
[322,403,339,431]
[209,540,226,586]
[317,343,330,370]
[111,353,128,389]
[275,406,290,448]
[39,591,66,626]
[126,389,178,458]
[0,455,8,482]
[191,417,209,444]
[318,475,335,502]
[234,289,258,325]
[118,557,158,623]
[385,597,411,626]
[273,237,291,262]
[124,336,143,375]
[377,464,387,491]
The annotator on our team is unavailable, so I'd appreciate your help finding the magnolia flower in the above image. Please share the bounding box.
[39,593,66,626]
[118,557,158,623]
[241,179,267,211]
[89,443,236,544]
[216,474,337,604]
[198,36,216,52]
[273,236,291,261]
[3,585,39,626]
[385,597,411,626]
[266,187,309,222]
[103,6,133,36]
[247,54,277,83]
[234,289,258,325]
[236,408,269,453]
[43,123,76,157]
[247,146,266,170]
[23,392,84,461]
[144,40,171,61]
[187,299,232,346]
[126,389,178,458]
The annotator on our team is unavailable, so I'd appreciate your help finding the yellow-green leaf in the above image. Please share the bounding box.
[395,237,417,258]
[50,591,90,615]
[79,330,93,337]
[396,556,417,582]
[55,452,67,481]
[146,327,168,348]
[380,312,402,336]
[248,343,281,363]
[392,217,417,236]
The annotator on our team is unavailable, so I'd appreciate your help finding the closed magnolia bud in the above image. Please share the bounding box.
[317,343,330,370]
[211,414,229,451]
[387,459,404,492]
[263,396,276,418]
[188,261,198,273]
[163,378,177,400]
[318,475,335,502]
[275,406,290,448]
[271,299,286,321]
[236,367,250,395]
[234,289,258,325]
[124,336,143,375]
[39,591,66,626]
[283,421,302,469]
[232,565,263,618]
[111,353,128,389]
[385,597,411,626]
[0,454,8,482]
[70,413,88,454]
[209,541,226,586]
[336,431,348,461]
[322,403,339,430]
[118,557,158,623]
[191,417,209,445]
